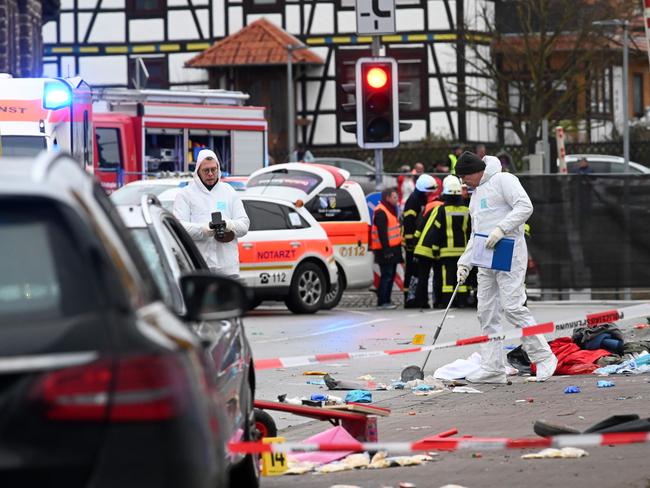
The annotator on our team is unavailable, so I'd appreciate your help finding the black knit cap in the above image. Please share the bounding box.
[455,151,486,176]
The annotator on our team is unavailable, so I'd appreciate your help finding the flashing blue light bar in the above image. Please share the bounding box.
[43,81,72,110]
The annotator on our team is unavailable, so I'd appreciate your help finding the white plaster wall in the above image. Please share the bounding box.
[228,6,243,33]
[337,10,355,33]
[435,43,457,73]
[247,13,283,26]
[400,119,427,141]
[312,3,335,33]
[285,4,302,33]
[168,10,202,39]
[396,8,424,31]
[313,114,337,144]
[169,53,210,83]
[428,0,454,30]
[212,0,225,37]
[302,79,336,112]
[430,111,456,138]
[129,19,165,42]
[59,13,75,43]
[87,13,125,42]
[42,21,57,43]
[42,61,59,77]
[78,56,127,85]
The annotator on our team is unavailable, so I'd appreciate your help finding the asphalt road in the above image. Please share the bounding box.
[244,299,650,487]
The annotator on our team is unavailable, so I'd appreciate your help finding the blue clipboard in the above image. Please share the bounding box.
[472,233,515,272]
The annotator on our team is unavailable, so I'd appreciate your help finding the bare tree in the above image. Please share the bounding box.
[459,0,638,151]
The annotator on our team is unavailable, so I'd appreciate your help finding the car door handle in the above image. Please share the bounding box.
[290,241,301,248]
[242,243,253,249]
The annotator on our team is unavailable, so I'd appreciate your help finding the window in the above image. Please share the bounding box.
[0,135,46,157]
[0,202,99,322]
[247,170,323,193]
[128,56,168,89]
[336,47,428,122]
[633,73,644,118]
[130,228,174,305]
[96,128,122,169]
[306,187,361,222]
[590,68,612,116]
[161,222,195,275]
[126,0,165,18]
[243,201,291,231]
[243,0,284,13]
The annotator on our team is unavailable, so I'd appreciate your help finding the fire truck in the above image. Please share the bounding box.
[0,74,94,170]
[92,88,268,192]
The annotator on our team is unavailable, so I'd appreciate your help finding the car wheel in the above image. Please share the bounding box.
[229,384,260,488]
[322,268,345,310]
[254,408,277,438]
[285,262,325,314]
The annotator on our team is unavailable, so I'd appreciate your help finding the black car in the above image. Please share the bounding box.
[0,153,248,487]
[114,194,259,487]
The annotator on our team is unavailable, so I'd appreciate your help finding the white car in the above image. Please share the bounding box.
[563,154,650,174]
[311,157,397,194]
[112,183,339,314]
[246,163,373,309]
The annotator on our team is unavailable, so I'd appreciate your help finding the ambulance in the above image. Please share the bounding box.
[111,179,338,314]
[245,163,373,308]
[92,88,268,193]
[0,74,93,170]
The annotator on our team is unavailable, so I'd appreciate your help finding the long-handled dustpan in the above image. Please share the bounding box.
[400,282,461,382]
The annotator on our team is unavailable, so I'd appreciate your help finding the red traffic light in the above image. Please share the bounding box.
[366,67,388,89]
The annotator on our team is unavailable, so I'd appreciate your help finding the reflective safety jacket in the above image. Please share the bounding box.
[412,201,444,259]
[448,153,458,175]
[433,204,471,258]
[371,202,401,250]
[401,190,427,252]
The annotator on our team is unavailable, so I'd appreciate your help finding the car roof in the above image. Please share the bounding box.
[564,154,650,173]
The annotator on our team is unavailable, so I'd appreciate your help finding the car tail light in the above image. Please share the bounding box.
[33,354,189,422]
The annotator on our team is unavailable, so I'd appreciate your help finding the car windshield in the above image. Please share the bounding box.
[129,228,174,305]
[111,182,188,205]
[248,170,322,193]
[1,135,47,157]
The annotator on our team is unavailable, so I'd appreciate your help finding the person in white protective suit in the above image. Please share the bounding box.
[454,151,557,383]
[173,149,250,277]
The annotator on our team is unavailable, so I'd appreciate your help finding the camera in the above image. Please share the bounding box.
[209,211,227,240]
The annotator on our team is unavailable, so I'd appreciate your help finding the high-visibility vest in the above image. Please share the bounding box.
[448,153,458,175]
[439,205,471,258]
[423,199,443,214]
[371,203,401,250]
[413,205,442,259]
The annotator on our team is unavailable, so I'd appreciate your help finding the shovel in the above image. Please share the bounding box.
[400,281,461,382]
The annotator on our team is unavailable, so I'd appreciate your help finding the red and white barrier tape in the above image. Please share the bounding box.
[229,431,650,455]
[254,303,650,371]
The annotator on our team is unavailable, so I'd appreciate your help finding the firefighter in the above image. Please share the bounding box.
[407,187,444,308]
[431,175,471,308]
[402,174,440,304]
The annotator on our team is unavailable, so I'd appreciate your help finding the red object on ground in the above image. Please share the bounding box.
[531,337,611,376]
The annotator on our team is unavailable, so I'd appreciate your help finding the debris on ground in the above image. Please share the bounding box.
[357,374,375,381]
[564,386,581,394]
[451,386,483,394]
[303,371,329,375]
[521,447,588,459]
[597,380,615,388]
[344,390,372,404]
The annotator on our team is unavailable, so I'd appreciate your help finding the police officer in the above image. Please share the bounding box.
[447,145,463,175]
[402,174,439,303]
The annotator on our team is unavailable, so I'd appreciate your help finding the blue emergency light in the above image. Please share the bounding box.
[43,81,72,110]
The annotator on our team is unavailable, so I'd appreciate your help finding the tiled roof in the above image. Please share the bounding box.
[186,18,324,68]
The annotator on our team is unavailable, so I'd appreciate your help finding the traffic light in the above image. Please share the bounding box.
[355,57,399,149]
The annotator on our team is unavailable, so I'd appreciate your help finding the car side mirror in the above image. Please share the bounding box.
[180,272,248,321]
[365,171,376,181]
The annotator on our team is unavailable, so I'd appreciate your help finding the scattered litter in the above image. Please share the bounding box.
[303,371,328,376]
[616,396,632,401]
[292,426,357,465]
[405,376,445,391]
[408,411,417,416]
[392,381,407,390]
[597,380,615,388]
[357,374,375,381]
[634,323,649,329]
[557,410,578,417]
[472,452,482,458]
[324,373,380,391]
[284,459,318,475]
[413,384,432,392]
[521,447,588,460]
[307,379,326,386]
[564,386,581,394]
[284,396,303,405]
[413,389,445,397]
[578,416,585,420]
[358,345,367,350]
[311,394,328,402]
[316,453,370,473]
[409,426,432,430]
[594,352,650,375]
[344,390,372,404]
[451,386,483,394]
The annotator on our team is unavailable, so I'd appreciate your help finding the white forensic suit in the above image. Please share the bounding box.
[458,156,557,383]
[173,160,250,277]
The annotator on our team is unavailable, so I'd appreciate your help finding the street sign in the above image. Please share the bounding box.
[356,0,396,35]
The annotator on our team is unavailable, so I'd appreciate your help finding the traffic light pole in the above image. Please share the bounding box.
[372,36,383,191]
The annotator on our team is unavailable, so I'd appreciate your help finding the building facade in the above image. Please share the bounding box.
[41,0,649,153]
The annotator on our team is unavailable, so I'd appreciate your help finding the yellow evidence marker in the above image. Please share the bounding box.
[412,333,426,345]
[261,437,287,476]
